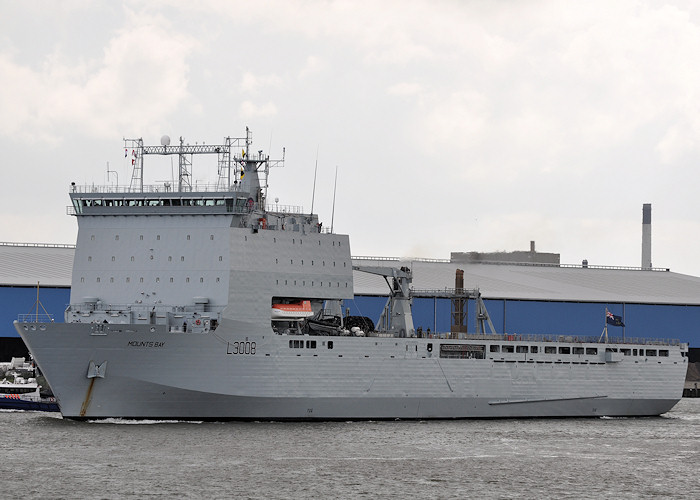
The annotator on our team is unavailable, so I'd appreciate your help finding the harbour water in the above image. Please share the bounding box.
[1,399,698,499]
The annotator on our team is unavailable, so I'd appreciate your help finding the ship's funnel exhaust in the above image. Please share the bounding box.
[642,203,652,269]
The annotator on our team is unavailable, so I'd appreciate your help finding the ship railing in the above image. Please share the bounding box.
[440,332,682,346]
[71,183,235,194]
[265,204,304,214]
[17,314,55,323]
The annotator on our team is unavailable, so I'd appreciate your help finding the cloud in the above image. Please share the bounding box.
[0,7,198,143]
[387,82,423,96]
[240,71,283,93]
[240,100,278,119]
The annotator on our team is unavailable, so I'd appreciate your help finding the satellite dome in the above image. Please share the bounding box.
[160,135,171,146]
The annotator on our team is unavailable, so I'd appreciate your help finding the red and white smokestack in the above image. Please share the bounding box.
[642,203,652,269]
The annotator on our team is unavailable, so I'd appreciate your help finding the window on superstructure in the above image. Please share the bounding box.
[181,256,185,262]
[490,345,500,353]
[586,348,598,355]
[157,235,160,240]
[80,277,85,283]
[187,235,191,240]
[530,346,538,353]
[328,341,334,349]
[219,256,223,261]
[306,340,316,349]
[646,349,657,356]
[620,348,631,356]
[502,345,514,353]
[140,277,144,283]
[170,278,173,283]
[140,235,143,240]
[96,277,101,283]
[131,256,135,262]
[659,350,669,357]
[200,277,204,283]
[210,235,214,240]
[558,347,570,354]
[545,346,556,354]
[186,278,190,283]
[573,347,584,354]
[516,346,528,353]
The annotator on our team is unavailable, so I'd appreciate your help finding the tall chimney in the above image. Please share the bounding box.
[642,203,652,269]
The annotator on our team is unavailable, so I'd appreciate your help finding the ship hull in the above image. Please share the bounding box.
[16,321,687,420]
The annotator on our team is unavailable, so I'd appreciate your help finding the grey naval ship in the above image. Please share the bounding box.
[15,129,688,420]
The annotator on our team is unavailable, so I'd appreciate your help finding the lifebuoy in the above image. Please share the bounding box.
[195,319,201,326]
[258,218,267,229]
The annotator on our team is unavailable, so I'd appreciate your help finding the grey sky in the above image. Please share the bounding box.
[2,0,700,275]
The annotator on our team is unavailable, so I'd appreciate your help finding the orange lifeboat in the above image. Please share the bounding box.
[271,300,314,319]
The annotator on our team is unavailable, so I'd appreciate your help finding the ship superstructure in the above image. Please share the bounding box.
[15,130,688,420]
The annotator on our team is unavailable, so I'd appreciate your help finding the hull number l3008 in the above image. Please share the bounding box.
[227,341,256,355]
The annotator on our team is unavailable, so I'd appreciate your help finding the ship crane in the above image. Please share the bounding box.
[353,265,415,337]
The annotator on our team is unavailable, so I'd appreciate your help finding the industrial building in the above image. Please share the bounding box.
[3,238,700,354]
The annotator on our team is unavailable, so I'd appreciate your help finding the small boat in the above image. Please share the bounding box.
[271,300,314,319]
[0,375,60,412]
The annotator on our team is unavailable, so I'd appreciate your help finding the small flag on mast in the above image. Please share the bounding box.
[606,310,625,327]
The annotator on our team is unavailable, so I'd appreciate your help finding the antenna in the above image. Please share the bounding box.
[311,146,319,214]
[330,166,338,233]
[106,162,118,187]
